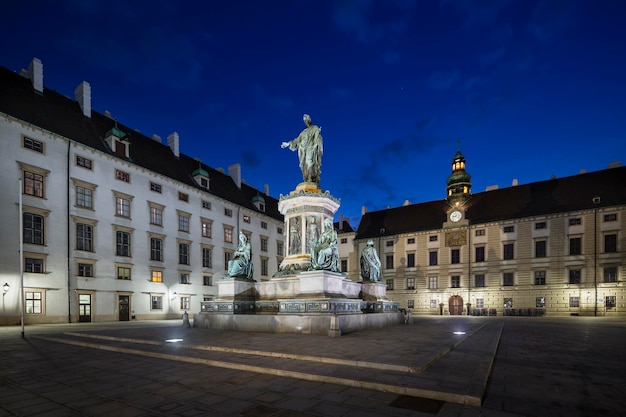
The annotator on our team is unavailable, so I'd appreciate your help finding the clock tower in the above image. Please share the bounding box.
[445,142,472,226]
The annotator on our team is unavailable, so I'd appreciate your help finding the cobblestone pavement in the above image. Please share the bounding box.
[1,316,624,416]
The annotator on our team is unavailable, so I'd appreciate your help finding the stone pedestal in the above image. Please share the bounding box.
[360,282,388,301]
[200,278,256,314]
[276,185,340,274]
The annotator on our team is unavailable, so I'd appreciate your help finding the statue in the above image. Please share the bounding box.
[289,216,301,255]
[281,114,323,184]
[310,218,339,272]
[306,215,320,253]
[225,232,253,279]
[360,240,381,282]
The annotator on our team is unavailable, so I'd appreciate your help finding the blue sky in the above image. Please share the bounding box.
[3,0,625,226]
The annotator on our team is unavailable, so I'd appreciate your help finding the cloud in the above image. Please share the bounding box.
[527,0,577,41]
[426,70,461,90]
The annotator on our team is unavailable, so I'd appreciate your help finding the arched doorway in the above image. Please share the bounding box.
[449,295,464,315]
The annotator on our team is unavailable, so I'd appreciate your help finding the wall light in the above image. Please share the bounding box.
[3,283,9,293]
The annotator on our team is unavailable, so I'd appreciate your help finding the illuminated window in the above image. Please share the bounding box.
[150,206,163,225]
[407,278,415,290]
[224,227,233,243]
[428,276,438,289]
[25,291,42,314]
[202,221,212,238]
[243,215,250,223]
[116,197,130,217]
[115,169,130,182]
[536,297,545,308]
[178,192,188,202]
[151,270,162,282]
[180,296,190,310]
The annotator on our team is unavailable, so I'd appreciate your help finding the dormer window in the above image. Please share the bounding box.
[192,163,210,190]
[105,125,130,159]
[252,194,265,212]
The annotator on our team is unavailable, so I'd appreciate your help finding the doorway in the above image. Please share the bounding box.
[119,295,130,321]
[78,294,92,322]
[448,295,464,315]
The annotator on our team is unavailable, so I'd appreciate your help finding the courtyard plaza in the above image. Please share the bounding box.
[0,316,624,417]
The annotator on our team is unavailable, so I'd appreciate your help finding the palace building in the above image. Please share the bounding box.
[0,58,284,325]
[353,148,626,316]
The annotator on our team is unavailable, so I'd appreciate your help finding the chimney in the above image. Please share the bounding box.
[228,163,242,189]
[486,185,499,191]
[403,199,410,206]
[74,81,91,117]
[339,214,344,232]
[512,178,518,186]
[264,183,269,195]
[167,132,180,157]
[607,161,621,169]
[361,206,368,215]
[151,134,162,143]
[28,57,44,93]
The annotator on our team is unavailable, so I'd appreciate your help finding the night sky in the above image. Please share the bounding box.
[3,0,625,225]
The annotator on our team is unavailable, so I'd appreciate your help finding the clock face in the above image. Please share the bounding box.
[450,210,462,222]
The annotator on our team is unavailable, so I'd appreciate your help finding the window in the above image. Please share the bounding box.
[503,225,515,233]
[203,275,212,286]
[503,272,514,286]
[535,222,547,229]
[430,299,438,308]
[261,221,268,229]
[180,273,190,284]
[87,145,103,165]
[224,227,233,243]
[407,238,415,244]
[224,208,233,217]
[201,220,212,238]
[604,266,617,283]
[117,266,131,280]
[202,247,212,268]
[179,243,190,265]
[277,227,283,235]
[604,234,617,253]
[23,137,43,153]
[475,229,485,236]
[202,200,211,209]
[115,169,130,182]
[261,258,269,276]
[535,240,546,258]
[261,237,268,252]
[76,186,93,209]
[150,206,163,226]
[25,257,44,273]
[78,263,93,277]
[341,259,348,272]
[25,292,42,314]
[475,274,485,287]
[178,214,190,232]
[151,270,162,282]
[151,295,163,310]
[428,276,438,289]
[116,231,131,257]
[407,253,415,267]
[180,296,191,310]
[536,297,546,308]
[150,182,162,193]
[407,300,414,308]
[150,238,163,261]
[475,298,484,308]
[178,192,189,202]
[603,213,617,222]
[277,241,284,256]
[569,218,581,226]
[24,213,44,244]
[475,246,485,262]
[569,237,581,255]
[569,297,579,308]
[451,249,460,264]
[224,252,233,270]
[24,171,44,197]
[503,243,514,260]
[451,275,460,288]
[429,251,438,266]
[386,279,394,290]
[569,269,581,284]
[243,215,250,223]
[386,240,394,247]
[605,296,616,308]
[504,298,513,308]
[385,255,394,269]
[116,197,130,217]
[76,223,93,251]
[429,235,438,242]
[340,238,348,244]
[407,278,415,290]
[534,270,546,285]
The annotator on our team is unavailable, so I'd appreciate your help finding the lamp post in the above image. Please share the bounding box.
[2,283,8,320]
[19,178,25,338]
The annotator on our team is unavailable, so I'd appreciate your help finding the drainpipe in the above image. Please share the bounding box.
[593,200,599,316]
[467,224,472,316]
[67,141,72,323]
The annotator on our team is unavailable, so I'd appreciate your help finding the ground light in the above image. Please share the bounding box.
[165,338,184,343]
[453,331,466,335]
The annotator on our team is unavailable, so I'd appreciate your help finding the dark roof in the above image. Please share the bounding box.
[334,218,355,234]
[357,166,626,240]
[0,65,281,221]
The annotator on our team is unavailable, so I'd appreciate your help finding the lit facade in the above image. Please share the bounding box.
[353,149,626,317]
[0,59,284,325]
